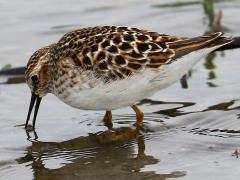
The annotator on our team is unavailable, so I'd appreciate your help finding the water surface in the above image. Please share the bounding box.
[0,0,240,179]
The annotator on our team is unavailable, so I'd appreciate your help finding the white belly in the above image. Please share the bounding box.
[56,70,159,110]
[54,47,216,110]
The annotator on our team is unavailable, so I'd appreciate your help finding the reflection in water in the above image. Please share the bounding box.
[17,128,186,179]
[203,0,227,88]
[17,98,240,179]
[202,0,219,88]
[204,52,217,88]
[187,127,240,138]
[155,0,230,89]
[139,99,240,138]
[186,100,240,137]
[180,74,188,89]
[139,99,195,117]
[0,1,239,179]
[139,98,240,120]
[203,0,215,28]
[140,98,240,116]
[203,100,240,112]
[204,51,218,88]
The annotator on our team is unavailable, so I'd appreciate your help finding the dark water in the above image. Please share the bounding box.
[0,0,240,179]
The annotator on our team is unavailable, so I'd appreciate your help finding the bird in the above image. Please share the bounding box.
[25,26,232,130]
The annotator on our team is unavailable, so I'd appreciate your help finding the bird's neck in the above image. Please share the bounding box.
[46,44,59,93]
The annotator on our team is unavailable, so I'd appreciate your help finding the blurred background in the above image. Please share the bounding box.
[0,0,240,180]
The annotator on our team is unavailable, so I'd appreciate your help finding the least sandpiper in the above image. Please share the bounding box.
[25,26,232,129]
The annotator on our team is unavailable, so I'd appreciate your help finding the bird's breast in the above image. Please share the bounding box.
[53,70,159,110]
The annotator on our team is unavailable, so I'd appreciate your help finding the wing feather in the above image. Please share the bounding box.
[56,26,232,82]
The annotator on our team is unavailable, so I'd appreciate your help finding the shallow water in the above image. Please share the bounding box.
[0,0,240,179]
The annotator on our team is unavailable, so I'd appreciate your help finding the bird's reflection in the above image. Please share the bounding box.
[17,98,240,179]
[18,127,186,179]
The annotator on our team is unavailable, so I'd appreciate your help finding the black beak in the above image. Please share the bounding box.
[25,92,42,129]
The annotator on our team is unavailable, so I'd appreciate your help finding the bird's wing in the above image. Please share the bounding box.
[56,26,232,82]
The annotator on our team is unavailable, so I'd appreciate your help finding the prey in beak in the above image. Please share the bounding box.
[25,92,42,129]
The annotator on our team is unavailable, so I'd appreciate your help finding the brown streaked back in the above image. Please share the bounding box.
[54,26,232,82]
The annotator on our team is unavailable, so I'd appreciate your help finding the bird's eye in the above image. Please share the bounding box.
[31,75,38,82]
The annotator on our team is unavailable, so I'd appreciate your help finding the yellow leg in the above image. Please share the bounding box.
[103,111,113,129]
[132,105,144,129]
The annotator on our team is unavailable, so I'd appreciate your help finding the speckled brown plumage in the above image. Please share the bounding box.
[24,26,233,130]
[51,26,230,83]
[26,26,231,85]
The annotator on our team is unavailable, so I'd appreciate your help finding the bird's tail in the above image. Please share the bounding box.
[168,32,233,60]
[205,35,233,49]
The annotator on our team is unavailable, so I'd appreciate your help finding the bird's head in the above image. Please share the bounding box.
[25,45,55,97]
[25,44,56,129]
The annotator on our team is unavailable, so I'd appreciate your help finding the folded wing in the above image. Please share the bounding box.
[56,26,232,82]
